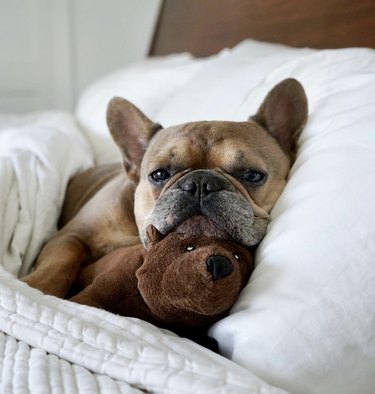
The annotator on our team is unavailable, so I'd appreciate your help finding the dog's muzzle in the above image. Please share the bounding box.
[145,170,269,247]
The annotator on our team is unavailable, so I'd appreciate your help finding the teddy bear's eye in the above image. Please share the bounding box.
[186,246,195,251]
[233,253,240,260]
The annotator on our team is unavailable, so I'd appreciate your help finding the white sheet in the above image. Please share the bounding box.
[0,111,286,393]
[0,112,94,277]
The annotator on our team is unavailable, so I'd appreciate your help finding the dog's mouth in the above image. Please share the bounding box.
[173,215,230,239]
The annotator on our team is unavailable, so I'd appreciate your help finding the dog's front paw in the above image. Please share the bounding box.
[21,271,71,298]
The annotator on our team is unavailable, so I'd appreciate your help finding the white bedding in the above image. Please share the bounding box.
[1,39,375,393]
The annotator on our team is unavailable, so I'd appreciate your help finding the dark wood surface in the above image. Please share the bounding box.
[150,0,375,57]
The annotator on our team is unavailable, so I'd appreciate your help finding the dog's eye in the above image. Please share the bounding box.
[233,253,240,260]
[149,169,171,184]
[186,245,195,251]
[242,170,266,184]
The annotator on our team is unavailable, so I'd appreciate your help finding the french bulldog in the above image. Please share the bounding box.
[22,78,308,297]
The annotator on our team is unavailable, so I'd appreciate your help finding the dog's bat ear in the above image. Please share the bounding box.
[107,97,162,181]
[251,78,308,160]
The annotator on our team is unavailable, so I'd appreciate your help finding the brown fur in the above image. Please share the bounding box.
[22,78,308,298]
[70,226,253,334]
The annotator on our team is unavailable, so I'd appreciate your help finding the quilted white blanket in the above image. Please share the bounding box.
[0,112,285,393]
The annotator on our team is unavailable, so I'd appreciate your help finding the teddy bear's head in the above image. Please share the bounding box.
[136,226,254,329]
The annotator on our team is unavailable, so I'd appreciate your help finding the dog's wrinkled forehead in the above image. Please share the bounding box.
[142,120,288,174]
[107,79,307,182]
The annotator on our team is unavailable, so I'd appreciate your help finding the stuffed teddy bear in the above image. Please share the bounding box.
[70,225,254,342]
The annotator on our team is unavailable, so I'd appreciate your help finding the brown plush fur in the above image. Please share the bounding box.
[70,226,254,338]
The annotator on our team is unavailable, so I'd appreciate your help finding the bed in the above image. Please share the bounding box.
[1,1,375,393]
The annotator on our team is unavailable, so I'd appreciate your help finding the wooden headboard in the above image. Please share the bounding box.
[150,0,375,57]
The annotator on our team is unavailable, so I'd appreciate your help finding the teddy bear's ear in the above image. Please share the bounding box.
[146,225,164,246]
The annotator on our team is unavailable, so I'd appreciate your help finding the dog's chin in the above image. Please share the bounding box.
[173,215,230,239]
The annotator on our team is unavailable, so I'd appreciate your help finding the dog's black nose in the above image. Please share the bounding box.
[180,171,225,196]
[206,255,233,280]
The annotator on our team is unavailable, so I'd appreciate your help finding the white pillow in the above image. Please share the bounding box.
[200,46,375,394]
[75,54,211,164]
[156,40,314,126]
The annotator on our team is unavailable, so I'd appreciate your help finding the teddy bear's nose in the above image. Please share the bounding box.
[206,255,233,280]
